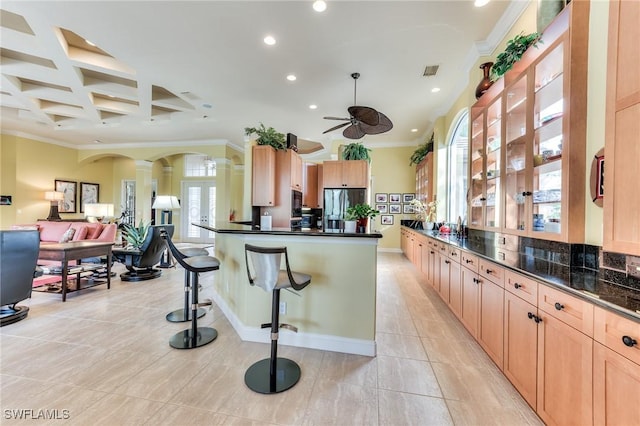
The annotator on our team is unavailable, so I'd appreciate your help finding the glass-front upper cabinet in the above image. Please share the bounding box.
[469,112,484,228]
[504,75,528,233]
[484,97,501,230]
[532,43,564,235]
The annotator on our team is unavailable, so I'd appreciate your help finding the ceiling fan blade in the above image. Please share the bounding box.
[343,123,366,139]
[323,116,350,121]
[348,106,379,126]
[323,122,350,134]
[360,112,393,135]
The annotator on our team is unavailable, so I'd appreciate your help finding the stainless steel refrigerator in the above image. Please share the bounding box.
[323,188,366,232]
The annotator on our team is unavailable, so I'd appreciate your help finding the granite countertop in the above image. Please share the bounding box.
[412,229,640,322]
[193,222,383,239]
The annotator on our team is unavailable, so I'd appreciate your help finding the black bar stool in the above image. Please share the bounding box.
[161,229,220,349]
[165,245,210,323]
[243,244,311,394]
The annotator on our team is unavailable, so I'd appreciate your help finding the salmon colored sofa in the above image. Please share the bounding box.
[13,221,117,245]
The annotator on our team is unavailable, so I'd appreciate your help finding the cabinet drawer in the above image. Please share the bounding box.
[594,306,640,365]
[538,285,594,336]
[479,259,504,287]
[438,242,448,254]
[448,247,461,262]
[504,270,538,306]
[461,251,479,273]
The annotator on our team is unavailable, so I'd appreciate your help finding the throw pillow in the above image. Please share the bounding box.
[11,225,40,231]
[72,225,88,241]
[59,227,76,243]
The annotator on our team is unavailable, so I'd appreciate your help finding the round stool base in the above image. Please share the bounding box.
[169,327,217,349]
[244,357,301,394]
[165,308,206,323]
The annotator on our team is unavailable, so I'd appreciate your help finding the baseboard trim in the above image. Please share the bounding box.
[377,247,402,253]
[211,291,376,357]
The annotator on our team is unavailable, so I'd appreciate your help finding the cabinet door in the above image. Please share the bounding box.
[469,112,485,228]
[593,342,640,426]
[460,265,479,338]
[478,278,504,369]
[322,161,342,188]
[342,160,369,188]
[503,291,538,409]
[484,96,502,230]
[604,0,640,255]
[317,164,324,208]
[438,253,451,303]
[536,311,593,426]
[303,163,319,208]
[252,145,276,206]
[290,150,303,191]
[426,241,437,288]
[448,259,462,319]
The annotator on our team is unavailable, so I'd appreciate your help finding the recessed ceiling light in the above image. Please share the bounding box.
[85,39,96,47]
[93,139,102,143]
[313,1,327,12]
[474,0,490,7]
[309,104,318,109]
[411,129,418,133]
[286,74,297,81]
[263,35,276,45]
[431,87,441,93]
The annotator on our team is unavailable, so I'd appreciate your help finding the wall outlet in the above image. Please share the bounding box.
[279,301,286,315]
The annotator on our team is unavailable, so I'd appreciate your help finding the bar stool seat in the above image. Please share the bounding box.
[161,229,220,350]
[244,244,311,394]
[165,246,211,323]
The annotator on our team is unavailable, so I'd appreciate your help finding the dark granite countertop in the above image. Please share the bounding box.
[193,222,383,239]
[408,228,640,322]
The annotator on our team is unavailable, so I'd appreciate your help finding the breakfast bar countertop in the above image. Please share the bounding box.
[193,222,383,239]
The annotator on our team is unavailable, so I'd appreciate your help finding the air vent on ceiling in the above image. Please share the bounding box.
[423,65,439,77]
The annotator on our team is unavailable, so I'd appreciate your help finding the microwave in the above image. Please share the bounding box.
[291,190,303,218]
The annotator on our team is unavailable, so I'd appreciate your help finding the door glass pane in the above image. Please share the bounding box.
[208,186,216,239]
[485,97,501,229]
[469,113,484,227]
[504,75,527,232]
[187,187,202,238]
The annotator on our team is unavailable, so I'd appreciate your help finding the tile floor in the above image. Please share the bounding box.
[1,252,543,425]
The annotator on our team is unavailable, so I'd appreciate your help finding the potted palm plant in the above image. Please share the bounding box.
[341,142,371,162]
[122,220,149,250]
[345,203,379,233]
[244,123,287,151]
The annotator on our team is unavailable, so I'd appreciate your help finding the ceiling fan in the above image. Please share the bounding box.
[323,72,393,139]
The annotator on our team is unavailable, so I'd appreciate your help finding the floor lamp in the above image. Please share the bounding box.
[153,195,180,268]
[44,191,64,221]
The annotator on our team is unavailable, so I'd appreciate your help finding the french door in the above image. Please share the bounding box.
[181,181,216,243]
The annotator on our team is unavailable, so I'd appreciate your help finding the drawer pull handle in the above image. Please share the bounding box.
[445,260,450,264]
[554,302,564,311]
[522,191,533,196]
[466,259,473,264]
[430,251,435,254]
[622,336,638,347]
[514,283,521,289]
[451,252,457,256]
[485,269,493,274]
[527,312,542,323]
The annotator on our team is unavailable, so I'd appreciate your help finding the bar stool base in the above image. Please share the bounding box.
[169,327,217,349]
[244,357,301,394]
[165,308,206,323]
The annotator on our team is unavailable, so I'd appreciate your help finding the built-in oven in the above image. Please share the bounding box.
[291,190,303,218]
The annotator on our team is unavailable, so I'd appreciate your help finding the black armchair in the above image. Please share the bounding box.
[1,230,41,326]
[113,225,174,281]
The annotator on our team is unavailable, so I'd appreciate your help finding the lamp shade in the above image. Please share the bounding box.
[84,203,114,218]
[152,195,180,210]
[44,191,64,201]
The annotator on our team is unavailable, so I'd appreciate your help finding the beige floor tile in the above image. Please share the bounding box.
[66,393,165,425]
[376,331,428,361]
[378,389,453,426]
[317,351,378,388]
[377,355,442,397]
[144,404,229,425]
[303,378,378,425]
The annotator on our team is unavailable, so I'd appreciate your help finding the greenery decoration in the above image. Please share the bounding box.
[409,134,434,166]
[345,203,380,220]
[490,32,542,82]
[341,142,371,162]
[244,123,287,151]
[122,220,149,250]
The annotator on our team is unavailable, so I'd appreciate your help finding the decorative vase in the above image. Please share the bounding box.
[424,221,434,232]
[344,220,357,233]
[356,218,368,233]
[475,62,494,99]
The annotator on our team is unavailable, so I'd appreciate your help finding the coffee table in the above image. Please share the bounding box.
[38,241,113,301]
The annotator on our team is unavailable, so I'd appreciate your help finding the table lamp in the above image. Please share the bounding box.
[44,191,64,221]
[152,195,180,268]
[84,203,114,223]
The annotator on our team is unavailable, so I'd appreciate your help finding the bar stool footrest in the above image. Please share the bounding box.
[244,357,301,394]
[165,308,206,323]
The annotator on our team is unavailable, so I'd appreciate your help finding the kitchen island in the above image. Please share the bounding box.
[195,223,382,356]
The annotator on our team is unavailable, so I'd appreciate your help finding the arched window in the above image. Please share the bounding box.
[445,110,469,224]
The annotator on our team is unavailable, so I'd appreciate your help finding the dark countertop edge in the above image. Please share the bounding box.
[403,226,640,323]
[193,223,382,239]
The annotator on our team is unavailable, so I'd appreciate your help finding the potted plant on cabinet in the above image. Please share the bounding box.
[490,32,542,82]
[345,203,379,233]
[341,142,371,162]
[244,123,287,151]
[409,135,434,166]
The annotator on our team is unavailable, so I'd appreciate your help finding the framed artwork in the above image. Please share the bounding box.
[403,204,415,214]
[590,148,604,207]
[375,193,388,203]
[381,214,394,225]
[389,204,402,214]
[80,182,99,212]
[55,179,77,213]
[403,193,415,203]
[389,193,401,203]
[0,195,11,205]
[376,204,388,214]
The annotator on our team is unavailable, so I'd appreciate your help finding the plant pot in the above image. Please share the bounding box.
[344,220,357,233]
[356,218,368,233]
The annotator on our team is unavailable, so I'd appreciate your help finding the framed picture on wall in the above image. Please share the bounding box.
[381,215,394,225]
[389,204,401,214]
[403,193,415,203]
[55,179,77,213]
[389,193,401,203]
[376,204,388,214]
[403,204,415,214]
[375,193,388,203]
[80,182,99,212]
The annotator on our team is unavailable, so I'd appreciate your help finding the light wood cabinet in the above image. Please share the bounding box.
[460,264,480,338]
[448,254,462,319]
[252,145,276,206]
[276,149,303,191]
[478,271,504,369]
[604,0,640,256]
[426,239,438,289]
[302,162,320,208]
[322,160,369,188]
[415,152,433,206]
[317,164,324,209]
[438,252,451,303]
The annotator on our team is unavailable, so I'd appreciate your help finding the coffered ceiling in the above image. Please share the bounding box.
[0,1,523,153]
